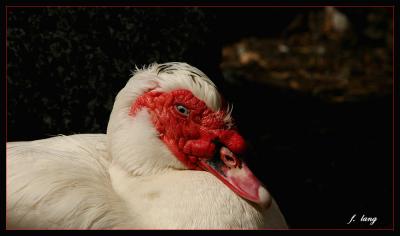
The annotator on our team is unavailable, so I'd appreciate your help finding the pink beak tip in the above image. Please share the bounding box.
[257,185,272,209]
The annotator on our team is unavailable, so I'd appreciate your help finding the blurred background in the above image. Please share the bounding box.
[7,7,393,228]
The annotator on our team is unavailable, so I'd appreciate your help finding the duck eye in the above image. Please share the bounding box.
[175,104,190,116]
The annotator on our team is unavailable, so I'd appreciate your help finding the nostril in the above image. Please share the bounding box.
[225,155,234,163]
[220,147,239,168]
[221,154,237,168]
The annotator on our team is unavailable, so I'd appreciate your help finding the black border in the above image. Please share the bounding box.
[2,0,398,234]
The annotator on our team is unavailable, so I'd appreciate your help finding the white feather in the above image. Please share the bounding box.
[7,134,130,229]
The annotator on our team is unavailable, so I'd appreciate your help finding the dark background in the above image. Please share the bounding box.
[7,7,393,228]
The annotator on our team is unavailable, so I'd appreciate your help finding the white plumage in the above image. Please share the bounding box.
[7,62,288,229]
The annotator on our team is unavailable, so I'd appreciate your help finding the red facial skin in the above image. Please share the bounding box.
[129,89,271,207]
[129,89,246,170]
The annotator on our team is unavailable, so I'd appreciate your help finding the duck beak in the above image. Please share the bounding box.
[197,146,271,208]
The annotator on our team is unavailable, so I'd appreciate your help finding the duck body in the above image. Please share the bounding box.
[7,134,286,229]
[7,134,126,229]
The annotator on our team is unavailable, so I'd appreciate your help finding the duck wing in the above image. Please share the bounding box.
[6,134,130,229]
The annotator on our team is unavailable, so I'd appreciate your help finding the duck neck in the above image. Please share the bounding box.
[107,108,186,177]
